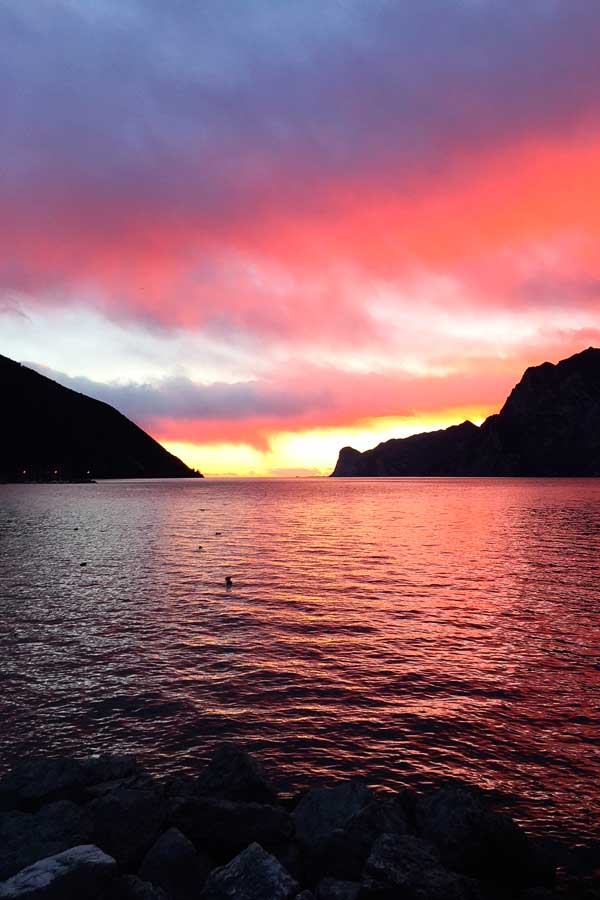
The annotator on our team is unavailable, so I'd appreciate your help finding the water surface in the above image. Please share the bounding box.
[1,478,599,845]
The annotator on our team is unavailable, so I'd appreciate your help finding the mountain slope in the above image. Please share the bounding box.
[0,354,201,480]
[331,348,600,477]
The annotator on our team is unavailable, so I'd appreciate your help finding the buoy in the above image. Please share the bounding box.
[225,576,233,587]
[215,531,222,536]
[198,545,203,550]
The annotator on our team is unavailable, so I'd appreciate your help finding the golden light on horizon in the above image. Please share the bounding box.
[162,405,492,476]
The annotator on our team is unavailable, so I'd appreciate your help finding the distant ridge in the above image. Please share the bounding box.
[0,354,202,481]
[331,348,600,477]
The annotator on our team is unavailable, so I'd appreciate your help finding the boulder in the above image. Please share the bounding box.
[88,785,167,869]
[0,844,116,899]
[272,840,304,883]
[84,774,158,801]
[0,800,94,880]
[293,782,373,850]
[0,756,138,811]
[363,833,482,900]
[200,842,298,900]
[315,878,361,900]
[196,744,278,805]
[139,827,212,899]
[162,775,199,802]
[321,794,409,880]
[109,875,170,900]
[170,797,292,859]
[416,784,539,884]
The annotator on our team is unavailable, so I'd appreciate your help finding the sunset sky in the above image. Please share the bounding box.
[2,1,600,475]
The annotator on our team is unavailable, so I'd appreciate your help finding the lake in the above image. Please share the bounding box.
[1,477,599,846]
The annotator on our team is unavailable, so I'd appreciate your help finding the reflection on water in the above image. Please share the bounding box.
[1,478,599,845]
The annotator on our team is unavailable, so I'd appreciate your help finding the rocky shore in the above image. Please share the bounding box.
[0,744,597,899]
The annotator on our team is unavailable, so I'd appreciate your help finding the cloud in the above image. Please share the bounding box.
[27,357,517,450]
[2,0,600,343]
[0,304,30,321]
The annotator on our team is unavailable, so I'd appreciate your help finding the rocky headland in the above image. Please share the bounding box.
[0,744,597,899]
[0,354,202,481]
[331,348,600,477]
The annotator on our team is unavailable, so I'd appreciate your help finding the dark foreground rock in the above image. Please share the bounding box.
[195,743,278,805]
[363,833,482,900]
[321,794,410,881]
[170,796,292,859]
[0,801,93,880]
[0,747,595,900]
[0,844,116,899]
[88,784,167,868]
[0,756,139,812]
[416,783,540,885]
[200,842,298,900]
[293,782,373,850]
[139,827,211,899]
[111,874,169,900]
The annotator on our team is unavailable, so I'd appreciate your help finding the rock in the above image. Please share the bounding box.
[0,756,139,811]
[196,744,278,805]
[170,796,292,859]
[0,844,116,899]
[519,890,558,900]
[363,833,482,900]
[321,794,409,880]
[416,783,539,884]
[315,878,361,900]
[200,842,299,900]
[162,775,199,802]
[293,782,373,850]
[0,800,94,880]
[330,348,600,477]
[84,774,160,801]
[272,840,304,883]
[139,827,212,899]
[109,875,170,900]
[88,785,167,869]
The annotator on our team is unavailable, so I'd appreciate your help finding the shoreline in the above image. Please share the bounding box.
[0,745,597,899]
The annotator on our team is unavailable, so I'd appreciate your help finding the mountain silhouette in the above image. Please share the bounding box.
[1,354,202,481]
[331,348,600,476]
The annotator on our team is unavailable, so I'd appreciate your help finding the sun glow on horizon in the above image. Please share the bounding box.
[162,405,491,476]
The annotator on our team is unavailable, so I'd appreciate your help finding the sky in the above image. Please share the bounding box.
[2,1,600,475]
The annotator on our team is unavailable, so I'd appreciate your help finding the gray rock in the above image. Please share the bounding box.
[322,795,409,879]
[139,827,212,899]
[110,875,170,900]
[200,842,298,900]
[196,744,277,805]
[416,783,537,883]
[88,785,167,869]
[162,775,199,802]
[363,833,482,900]
[0,844,116,899]
[293,782,373,850]
[0,800,93,880]
[170,796,292,859]
[315,878,361,900]
[272,840,304,883]
[0,756,139,811]
[84,774,158,801]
